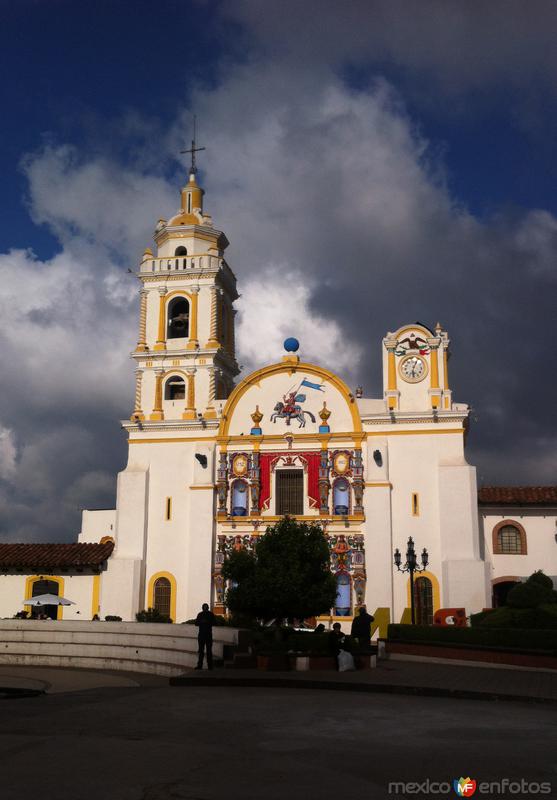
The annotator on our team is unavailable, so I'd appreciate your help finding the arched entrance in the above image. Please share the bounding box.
[492,577,520,608]
[414,577,434,625]
[31,578,59,619]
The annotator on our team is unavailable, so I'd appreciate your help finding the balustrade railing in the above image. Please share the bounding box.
[139,255,222,273]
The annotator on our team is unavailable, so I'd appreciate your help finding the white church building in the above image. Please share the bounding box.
[1,164,555,626]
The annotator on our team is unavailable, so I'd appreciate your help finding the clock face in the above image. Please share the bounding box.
[334,453,350,474]
[399,355,427,383]
[232,454,248,477]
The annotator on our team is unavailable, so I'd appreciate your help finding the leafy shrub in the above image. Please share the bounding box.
[104,615,122,622]
[136,608,172,624]
[387,623,557,653]
[507,580,553,609]
[469,610,496,627]
[528,571,554,591]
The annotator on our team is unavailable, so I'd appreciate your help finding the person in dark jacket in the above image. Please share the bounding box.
[195,603,215,670]
[350,607,375,649]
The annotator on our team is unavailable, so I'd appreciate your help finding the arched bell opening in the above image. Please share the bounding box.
[164,376,185,401]
[167,297,190,339]
[174,246,187,256]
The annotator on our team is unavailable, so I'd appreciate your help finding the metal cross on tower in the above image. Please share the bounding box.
[180,116,205,175]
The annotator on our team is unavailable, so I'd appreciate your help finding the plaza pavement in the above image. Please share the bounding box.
[0,673,555,800]
[174,658,557,703]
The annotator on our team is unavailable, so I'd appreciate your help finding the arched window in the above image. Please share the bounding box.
[164,376,185,400]
[167,297,190,339]
[231,480,248,516]
[492,520,527,555]
[153,577,171,618]
[174,246,187,256]
[333,478,350,515]
[414,577,433,625]
[335,572,351,616]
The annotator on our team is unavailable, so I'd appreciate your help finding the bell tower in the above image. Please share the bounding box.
[130,149,239,424]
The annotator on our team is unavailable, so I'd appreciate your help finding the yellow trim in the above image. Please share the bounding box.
[189,484,215,490]
[406,570,440,614]
[165,496,172,520]
[127,427,464,446]
[411,492,420,516]
[91,574,101,618]
[219,361,362,437]
[387,348,397,391]
[220,431,365,444]
[186,289,199,349]
[147,571,177,622]
[154,293,167,350]
[443,347,450,390]
[365,481,392,488]
[24,575,65,620]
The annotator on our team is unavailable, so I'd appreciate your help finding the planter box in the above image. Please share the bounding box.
[256,654,291,671]
[290,654,376,671]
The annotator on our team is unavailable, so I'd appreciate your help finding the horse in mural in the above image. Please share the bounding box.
[270,401,316,428]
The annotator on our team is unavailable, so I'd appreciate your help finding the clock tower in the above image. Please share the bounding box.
[382,322,451,413]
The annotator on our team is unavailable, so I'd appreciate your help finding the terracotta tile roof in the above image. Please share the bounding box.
[478,486,557,506]
[0,541,114,570]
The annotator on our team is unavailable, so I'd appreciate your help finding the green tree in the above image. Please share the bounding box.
[221,516,337,624]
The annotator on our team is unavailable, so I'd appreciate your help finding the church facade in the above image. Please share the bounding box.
[0,167,555,625]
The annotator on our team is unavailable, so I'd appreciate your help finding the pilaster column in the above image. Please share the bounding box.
[130,368,145,420]
[182,368,197,420]
[186,286,199,350]
[205,366,217,419]
[383,336,400,410]
[154,287,167,351]
[427,339,441,409]
[206,286,221,349]
[135,289,148,352]
[149,369,165,420]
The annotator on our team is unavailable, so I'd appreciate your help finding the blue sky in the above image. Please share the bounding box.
[1,0,556,541]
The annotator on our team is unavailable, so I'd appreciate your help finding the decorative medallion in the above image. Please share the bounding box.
[232,453,249,477]
[333,451,350,476]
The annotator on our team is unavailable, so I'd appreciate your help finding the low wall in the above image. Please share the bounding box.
[0,620,244,677]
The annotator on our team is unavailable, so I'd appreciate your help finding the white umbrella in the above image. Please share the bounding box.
[24,594,75,606]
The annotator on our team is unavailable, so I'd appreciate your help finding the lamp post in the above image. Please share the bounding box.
[394,537,429,625]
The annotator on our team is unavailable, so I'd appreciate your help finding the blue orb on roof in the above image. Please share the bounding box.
[284,337,300,353]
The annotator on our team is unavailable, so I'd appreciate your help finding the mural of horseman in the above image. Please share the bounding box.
[270,377,324,428]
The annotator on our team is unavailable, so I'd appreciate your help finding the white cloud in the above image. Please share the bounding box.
[0,427,16,480]
[237,269,362,377]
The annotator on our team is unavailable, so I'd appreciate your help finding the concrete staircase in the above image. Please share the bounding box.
[0,620,245,676]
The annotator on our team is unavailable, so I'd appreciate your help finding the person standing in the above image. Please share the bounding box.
[350,606,375,649]
[195,602,215,670]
